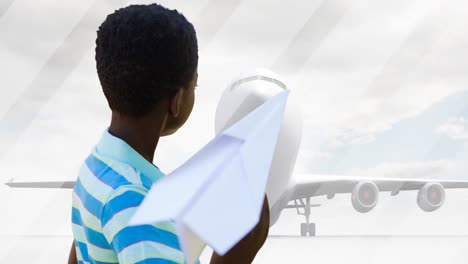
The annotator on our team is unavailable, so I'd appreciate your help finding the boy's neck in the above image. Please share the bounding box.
[108,110,167,163]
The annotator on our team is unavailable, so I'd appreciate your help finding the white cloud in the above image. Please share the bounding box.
[349,159,463,179]
[328,127,377,148]
[309,150,331,160]
[294,149,332,174]
[436,117,468,140]
[293,0,468,149]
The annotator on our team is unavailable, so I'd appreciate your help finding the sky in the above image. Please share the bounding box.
[0,0,468,263]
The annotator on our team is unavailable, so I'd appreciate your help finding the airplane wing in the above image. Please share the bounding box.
[7,174,468,196]
[290,174,468,200]
[5,180,75,189]
[7,174,468,238]
[280,174,468,236]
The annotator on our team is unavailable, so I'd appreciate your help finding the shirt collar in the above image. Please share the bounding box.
[94,128,164,183]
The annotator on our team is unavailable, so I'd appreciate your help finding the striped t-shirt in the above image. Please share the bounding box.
[71,129,199,264]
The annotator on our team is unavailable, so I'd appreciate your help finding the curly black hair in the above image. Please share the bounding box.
[95,4,198,117]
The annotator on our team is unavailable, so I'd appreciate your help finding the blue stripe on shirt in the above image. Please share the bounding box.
[72,207,83,225]
[140,173,154,190]
[76,240,89,261]
[101,190,146,226]
[73,208,111,249]
[86,154,131,189]
[112,225,181,253]
[74,179,103,218]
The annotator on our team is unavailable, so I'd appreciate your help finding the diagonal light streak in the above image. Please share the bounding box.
[0,0,14,18]
[0,1,131,262]
[0,0,130,159]
[0,0,244,160]
[331,5,454,169]
[269,0,355,205]
[192,0,244,49]
[271,0,353,75]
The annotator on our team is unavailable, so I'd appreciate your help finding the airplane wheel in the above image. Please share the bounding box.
[300,223,308,236]
[308,223,316,237]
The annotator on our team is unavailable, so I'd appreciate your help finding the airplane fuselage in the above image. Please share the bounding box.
[214,69,303,226]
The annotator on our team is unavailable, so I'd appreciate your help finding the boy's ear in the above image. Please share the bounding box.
[169,88,183,117]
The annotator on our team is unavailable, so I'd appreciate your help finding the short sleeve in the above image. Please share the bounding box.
[100,184,186,264]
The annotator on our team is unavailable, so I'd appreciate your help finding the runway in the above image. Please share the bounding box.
[256,235,468,263]
[1,188,468,263]
[1,235,467,263]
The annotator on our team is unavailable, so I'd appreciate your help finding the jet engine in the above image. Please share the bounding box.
[351,181,379,213]
[417,182,445,212]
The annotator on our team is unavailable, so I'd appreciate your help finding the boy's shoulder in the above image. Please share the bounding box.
[74,129,166,214]
[84,150,156,191]
[74,151,161,227]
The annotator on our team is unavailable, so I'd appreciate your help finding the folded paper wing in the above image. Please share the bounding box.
[130,91,289,264]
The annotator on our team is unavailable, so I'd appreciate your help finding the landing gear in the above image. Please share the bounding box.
[300,223,316,237]
[294,197,318,236]
[300,223,307,236]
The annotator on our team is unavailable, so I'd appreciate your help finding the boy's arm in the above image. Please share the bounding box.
[210,195,270,264]
[101,185,270,264]
[68,240,77,264]
[102,185,193,263]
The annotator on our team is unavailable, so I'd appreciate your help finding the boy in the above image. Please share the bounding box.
[69,3,269,264]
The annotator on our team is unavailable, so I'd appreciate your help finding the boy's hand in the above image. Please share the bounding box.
[210,195,270,264]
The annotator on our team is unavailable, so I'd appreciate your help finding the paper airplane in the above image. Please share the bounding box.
[129,90,289,264]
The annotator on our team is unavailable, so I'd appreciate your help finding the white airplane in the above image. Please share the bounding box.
[6,68,468,237]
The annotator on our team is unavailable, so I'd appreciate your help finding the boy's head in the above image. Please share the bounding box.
[96,4,198,136]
